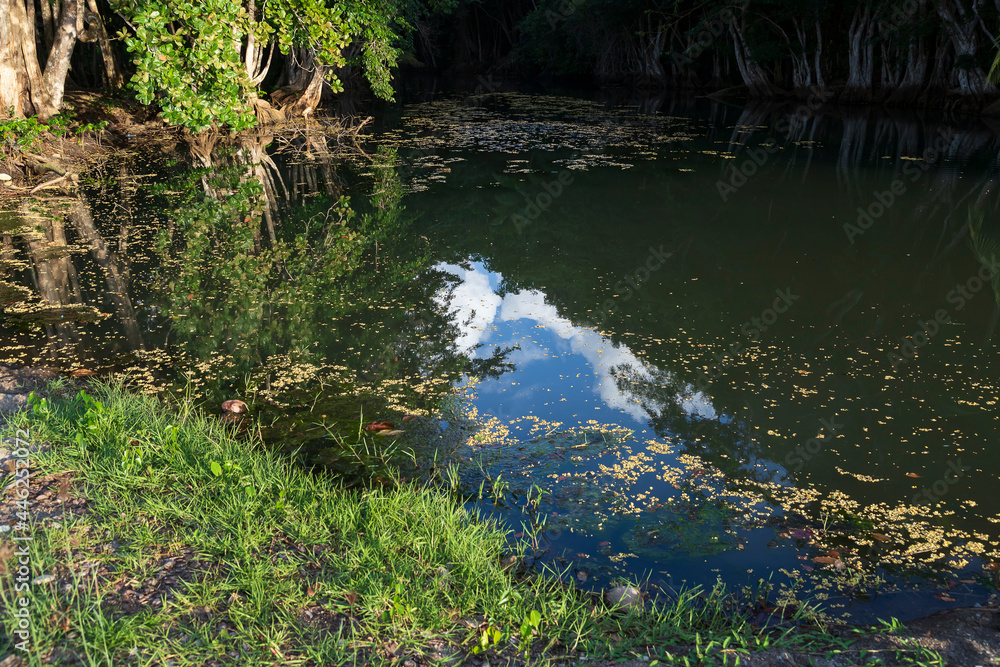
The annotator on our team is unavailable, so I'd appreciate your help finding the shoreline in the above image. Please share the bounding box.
[0,368,996,665]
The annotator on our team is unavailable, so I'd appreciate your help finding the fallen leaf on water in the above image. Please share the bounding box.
[598,541,611,547]
[984,562,1000,572]
[576,571,588,582]
[906,473,921,478]
[801,565,814,572]
[363,421,394,432]
[826,550,841,558]
[871,533,891,542]
[812,556,840,565]
[933,594,956,602]
[69,369,95,377]
[789,529,814,540]
[374,429,405,437]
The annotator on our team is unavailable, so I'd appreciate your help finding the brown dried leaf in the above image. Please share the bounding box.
[58,476,71,501]
[871,533,890,542]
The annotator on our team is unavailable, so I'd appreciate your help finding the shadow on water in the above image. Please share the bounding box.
[2,92,1000,622]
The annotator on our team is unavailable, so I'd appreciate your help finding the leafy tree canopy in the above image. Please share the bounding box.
[112,0,404,131]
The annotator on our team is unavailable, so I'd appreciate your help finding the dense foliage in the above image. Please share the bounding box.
[113,0,403,131]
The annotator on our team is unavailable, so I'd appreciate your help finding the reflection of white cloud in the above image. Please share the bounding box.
[435,260,717,421]
[434,263,502,352]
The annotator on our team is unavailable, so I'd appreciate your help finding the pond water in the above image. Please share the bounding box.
[2,89,999,622]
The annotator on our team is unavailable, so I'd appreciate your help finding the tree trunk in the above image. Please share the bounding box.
[937,0,992,103]
[38,0,57,57]
[728,11,783,98]
[791,18,813,94]
[886,34,929,105]
[272,50,326,118]
[919,30,951,104]
[842,5,875,104]
[82,0,123,90]
[244,0,274,86]
[0,0,46,117]
[637,16,667,87]
[39,0,82,115]
[813,22,826,90]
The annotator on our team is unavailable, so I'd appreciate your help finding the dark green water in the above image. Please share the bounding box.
[2,91,999,621]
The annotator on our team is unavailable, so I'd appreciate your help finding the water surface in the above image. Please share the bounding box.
[2,92,999,621]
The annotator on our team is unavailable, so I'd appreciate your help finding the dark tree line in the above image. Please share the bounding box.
[5,0,1000,131]
[412,0,1000,111]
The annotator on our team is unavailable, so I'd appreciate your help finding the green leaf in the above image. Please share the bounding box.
[210,461,222,477]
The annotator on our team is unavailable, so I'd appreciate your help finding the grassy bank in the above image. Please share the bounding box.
[0,382,944,666]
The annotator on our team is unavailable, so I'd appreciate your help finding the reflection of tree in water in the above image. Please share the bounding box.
[464,344,519,380]
[152,131,488,409]
[0,195,142,364]
[608,362,778,483]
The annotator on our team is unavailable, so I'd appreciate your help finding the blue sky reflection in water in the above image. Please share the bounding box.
[435,259,718,425]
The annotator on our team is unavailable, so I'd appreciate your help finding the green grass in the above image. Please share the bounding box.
[0,382,944,665]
